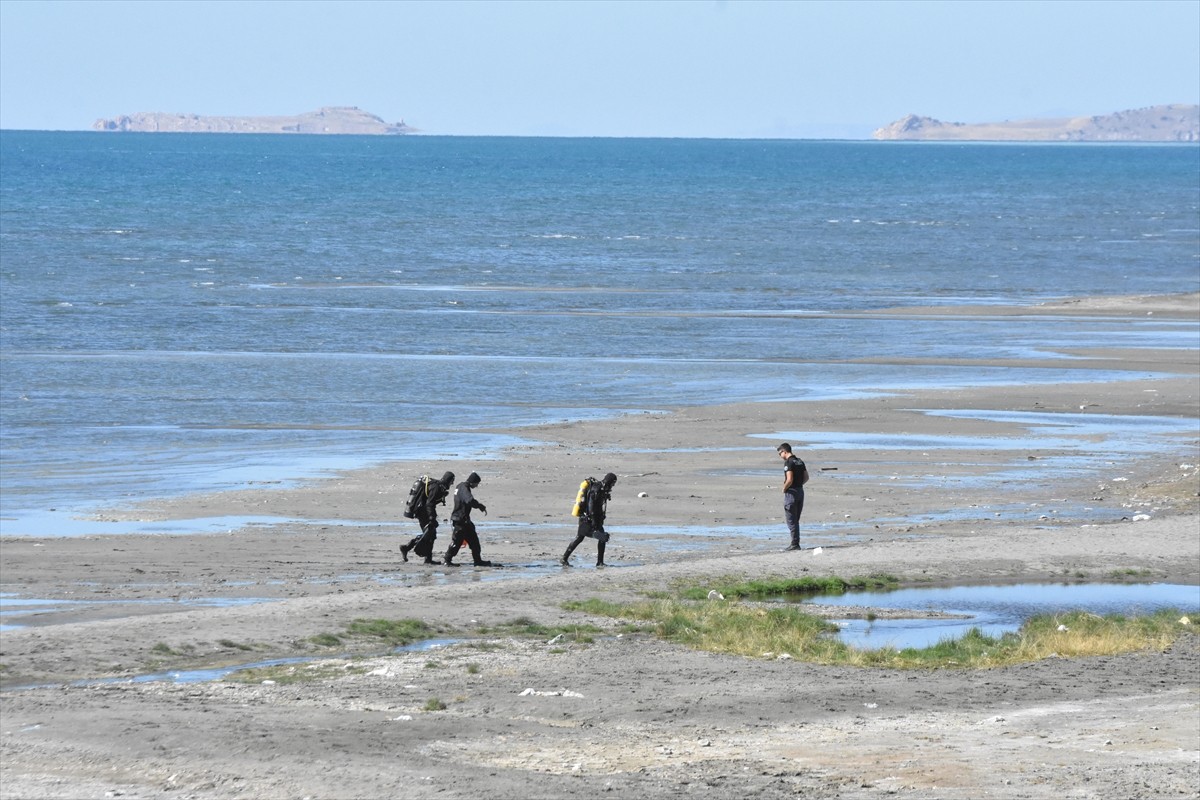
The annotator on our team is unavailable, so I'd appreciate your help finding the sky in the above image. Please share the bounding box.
[1,0,1198,138]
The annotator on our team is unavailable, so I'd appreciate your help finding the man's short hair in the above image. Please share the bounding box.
[777,443,791,454]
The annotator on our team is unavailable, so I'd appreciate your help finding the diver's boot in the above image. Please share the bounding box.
[561,540,580,566]
[596,541,607,568]
[399,544,410,562]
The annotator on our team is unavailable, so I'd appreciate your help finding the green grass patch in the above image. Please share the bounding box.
[150,642,178,656]
[343,618,435,646]
[423,697,447,712]
[309,633,343,648]
[676,574,899,601]
[566,598,844,660]
[217,639,254,651]
[854,609,1194,669]
[476,616,609,643]
[307,618,438,651]
[1108,568,1153,580]
[229,662,366,685]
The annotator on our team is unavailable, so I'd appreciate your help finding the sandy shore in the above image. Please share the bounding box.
[2,295,1198,799]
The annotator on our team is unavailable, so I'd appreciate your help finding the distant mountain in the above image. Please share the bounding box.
[873,104,1198,142]
[93,106,413,135]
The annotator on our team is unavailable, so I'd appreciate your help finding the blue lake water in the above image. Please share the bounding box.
[2,133,1197,532]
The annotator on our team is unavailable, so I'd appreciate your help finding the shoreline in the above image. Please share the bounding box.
[1,293,1198,799]
[2,292,1196,537]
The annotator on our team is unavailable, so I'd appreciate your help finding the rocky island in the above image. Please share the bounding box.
[93,106,412,135]
[874,103,1198,142]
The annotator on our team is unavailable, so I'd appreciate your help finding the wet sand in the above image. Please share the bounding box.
[1,294,1198,799]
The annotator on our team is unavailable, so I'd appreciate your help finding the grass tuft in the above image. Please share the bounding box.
[343,618,433,646]
[217,639,254,651]
[677,574,899,601]
[309,633,342,648]
[479,617,608,643]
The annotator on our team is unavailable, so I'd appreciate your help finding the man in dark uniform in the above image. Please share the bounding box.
[400,471,454,565]
[777,443,809,551]
[561,472,617,567]
[443,472,492,567]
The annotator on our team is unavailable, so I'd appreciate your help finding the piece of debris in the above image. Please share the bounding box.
[519,688,584,698]
[707,590,725,600]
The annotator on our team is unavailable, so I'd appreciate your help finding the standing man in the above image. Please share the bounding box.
[777,443,809,551]
[443,472,492,567]
[401,471,454,565]
[562,472,618,567]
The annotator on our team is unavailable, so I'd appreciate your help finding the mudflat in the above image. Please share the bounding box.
[2,295,1198,800]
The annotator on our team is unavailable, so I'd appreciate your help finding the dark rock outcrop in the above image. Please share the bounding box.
[874,104,1198,142]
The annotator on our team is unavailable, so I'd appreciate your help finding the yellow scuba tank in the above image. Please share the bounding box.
[571,478,593,517]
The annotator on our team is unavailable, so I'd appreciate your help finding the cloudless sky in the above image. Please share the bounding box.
[2,0,1198,138]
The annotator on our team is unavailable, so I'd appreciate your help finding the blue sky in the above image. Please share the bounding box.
[2,0,1197,137]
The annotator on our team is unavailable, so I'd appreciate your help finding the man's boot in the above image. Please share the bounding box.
[561,539,580,566]
[596,540,607,568]
[400,544,410,562]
